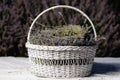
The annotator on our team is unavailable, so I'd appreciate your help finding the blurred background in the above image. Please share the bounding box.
[0,0,120,57]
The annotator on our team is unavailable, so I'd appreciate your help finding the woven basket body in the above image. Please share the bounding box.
[26,43,96,77]
[26,5,97,78]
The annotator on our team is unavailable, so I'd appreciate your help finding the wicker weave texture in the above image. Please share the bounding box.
[26,43,96,77]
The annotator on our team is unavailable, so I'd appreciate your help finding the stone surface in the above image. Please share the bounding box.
[0,57,120,80]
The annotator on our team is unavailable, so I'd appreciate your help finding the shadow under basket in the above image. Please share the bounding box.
[26,5,97,78]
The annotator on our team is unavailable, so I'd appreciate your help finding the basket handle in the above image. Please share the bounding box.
[27,5,97,42]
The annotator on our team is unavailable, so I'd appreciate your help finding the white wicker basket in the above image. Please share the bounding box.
[26,5,97,78]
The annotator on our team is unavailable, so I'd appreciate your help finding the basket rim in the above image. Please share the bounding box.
[26,42,97,51]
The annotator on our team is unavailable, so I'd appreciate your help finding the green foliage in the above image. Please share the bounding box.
[30,25,96,46]
[41,25,90,37]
